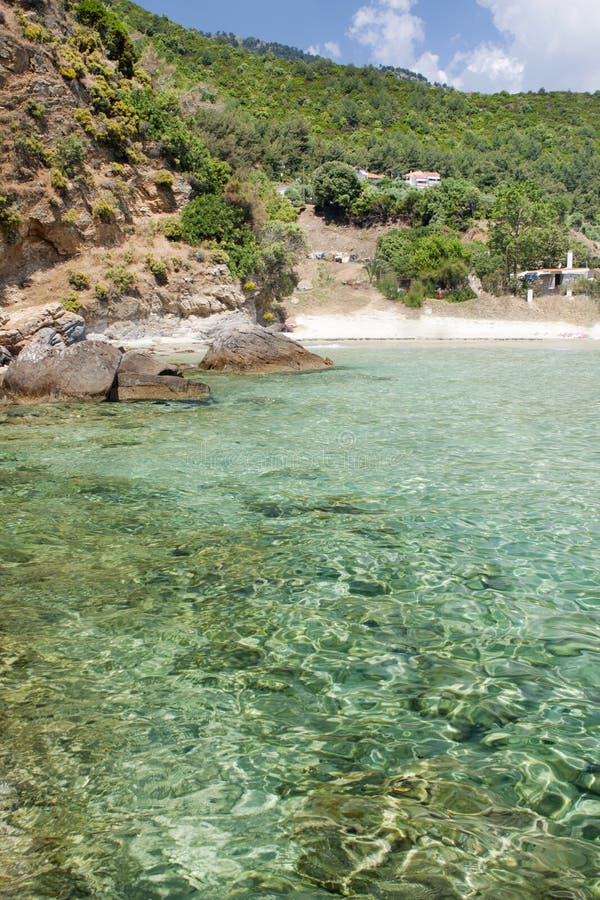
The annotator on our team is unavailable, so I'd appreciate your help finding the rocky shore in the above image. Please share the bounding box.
[0,303,334,403]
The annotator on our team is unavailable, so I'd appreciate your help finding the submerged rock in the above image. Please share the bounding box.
[113,372,210,402]
[199,324,334,374]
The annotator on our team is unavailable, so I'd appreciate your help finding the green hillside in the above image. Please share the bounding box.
[106,0,600,231]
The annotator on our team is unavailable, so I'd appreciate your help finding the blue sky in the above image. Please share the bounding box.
[136,0,600,93]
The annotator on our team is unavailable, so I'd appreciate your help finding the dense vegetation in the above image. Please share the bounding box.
[4,0,599,313]
[105,0,600,240]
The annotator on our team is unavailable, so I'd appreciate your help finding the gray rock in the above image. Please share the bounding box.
[0,345,11,367]
[113,373,210,402]
[3,341,122,401]
[199,324,334,374]
[118,350,182,378]
[0,303,86,356]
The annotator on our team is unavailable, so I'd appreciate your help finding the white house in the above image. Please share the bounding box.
[354,167,387,184]
[518,251,596,295]
[403,170,441,189]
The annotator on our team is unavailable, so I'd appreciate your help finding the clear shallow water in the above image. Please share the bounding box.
[1,343,599,899]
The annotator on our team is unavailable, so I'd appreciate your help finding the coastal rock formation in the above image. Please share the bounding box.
[2,338,121,401]
[1,342,211,403]
[118,350,182,378]
[0,303,86,356]
[111,350,210,401]
[199,325,334,374]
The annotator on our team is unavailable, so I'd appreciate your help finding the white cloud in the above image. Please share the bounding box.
[324,41,342,60]
[451,43,523,92]
[453,0,600,91]
[347,0,446,81]
[307,41,342,61]
[344,0,600,92]
[348,0,423,67]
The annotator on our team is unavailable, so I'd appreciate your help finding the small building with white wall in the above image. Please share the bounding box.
[518,252,596,295]
[403,170,441,189]
[354,167,387,184]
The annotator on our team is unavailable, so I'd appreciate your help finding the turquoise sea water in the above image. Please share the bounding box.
[1,343,599,898]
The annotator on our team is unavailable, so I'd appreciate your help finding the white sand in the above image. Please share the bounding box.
[289,311,600,342]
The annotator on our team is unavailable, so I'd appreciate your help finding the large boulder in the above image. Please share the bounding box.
[112,350,210,400]
[0,303,86,356]
[2,340,122,401]
[199,325,334,374]
[118,350,182,378]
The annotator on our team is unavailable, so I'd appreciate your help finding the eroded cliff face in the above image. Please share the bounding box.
[0,0,247,329]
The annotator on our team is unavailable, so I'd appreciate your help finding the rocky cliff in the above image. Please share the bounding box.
[0,0,247,340]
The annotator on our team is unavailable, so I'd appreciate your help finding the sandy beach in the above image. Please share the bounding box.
[288,310,600,342]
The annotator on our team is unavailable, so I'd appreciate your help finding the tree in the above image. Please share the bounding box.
[311,161,362,215]
[489,181,568,280]
[375,226,471,297]
[252,221,307,318]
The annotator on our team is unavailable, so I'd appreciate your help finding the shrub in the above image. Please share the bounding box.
[67,270,90,290]
[94,282,110,301]
[50,168,68,190]
[58,44,86,80]
[206,245,230,266]
[15,135,52,168]
[25,100,45,121]
[444,287,477,303]
[61,209,78,228]
[284,185,306,208]
[60,66,78,81]
[75,1,137,77]
[403,281,426,308]
[93,198,117,223]
[62,292,82,312]
[73,108,97,137]
[55,135,88,177]
[0,196,22,243]
[162,217,183,241]
[153,169,174,188]
[108,264,136,294]
[145,255,169,285]
[17,12,51,43]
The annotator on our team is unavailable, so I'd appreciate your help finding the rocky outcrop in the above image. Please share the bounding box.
[111,350,209,401]
[2,338,122,401]
[118,349,182,378]
[199,324,334,373]
[0,303,86,356]
[1,343,211,403]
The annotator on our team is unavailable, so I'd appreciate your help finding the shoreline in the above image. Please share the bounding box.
[97,315,600,354]
[288,311,600,343]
